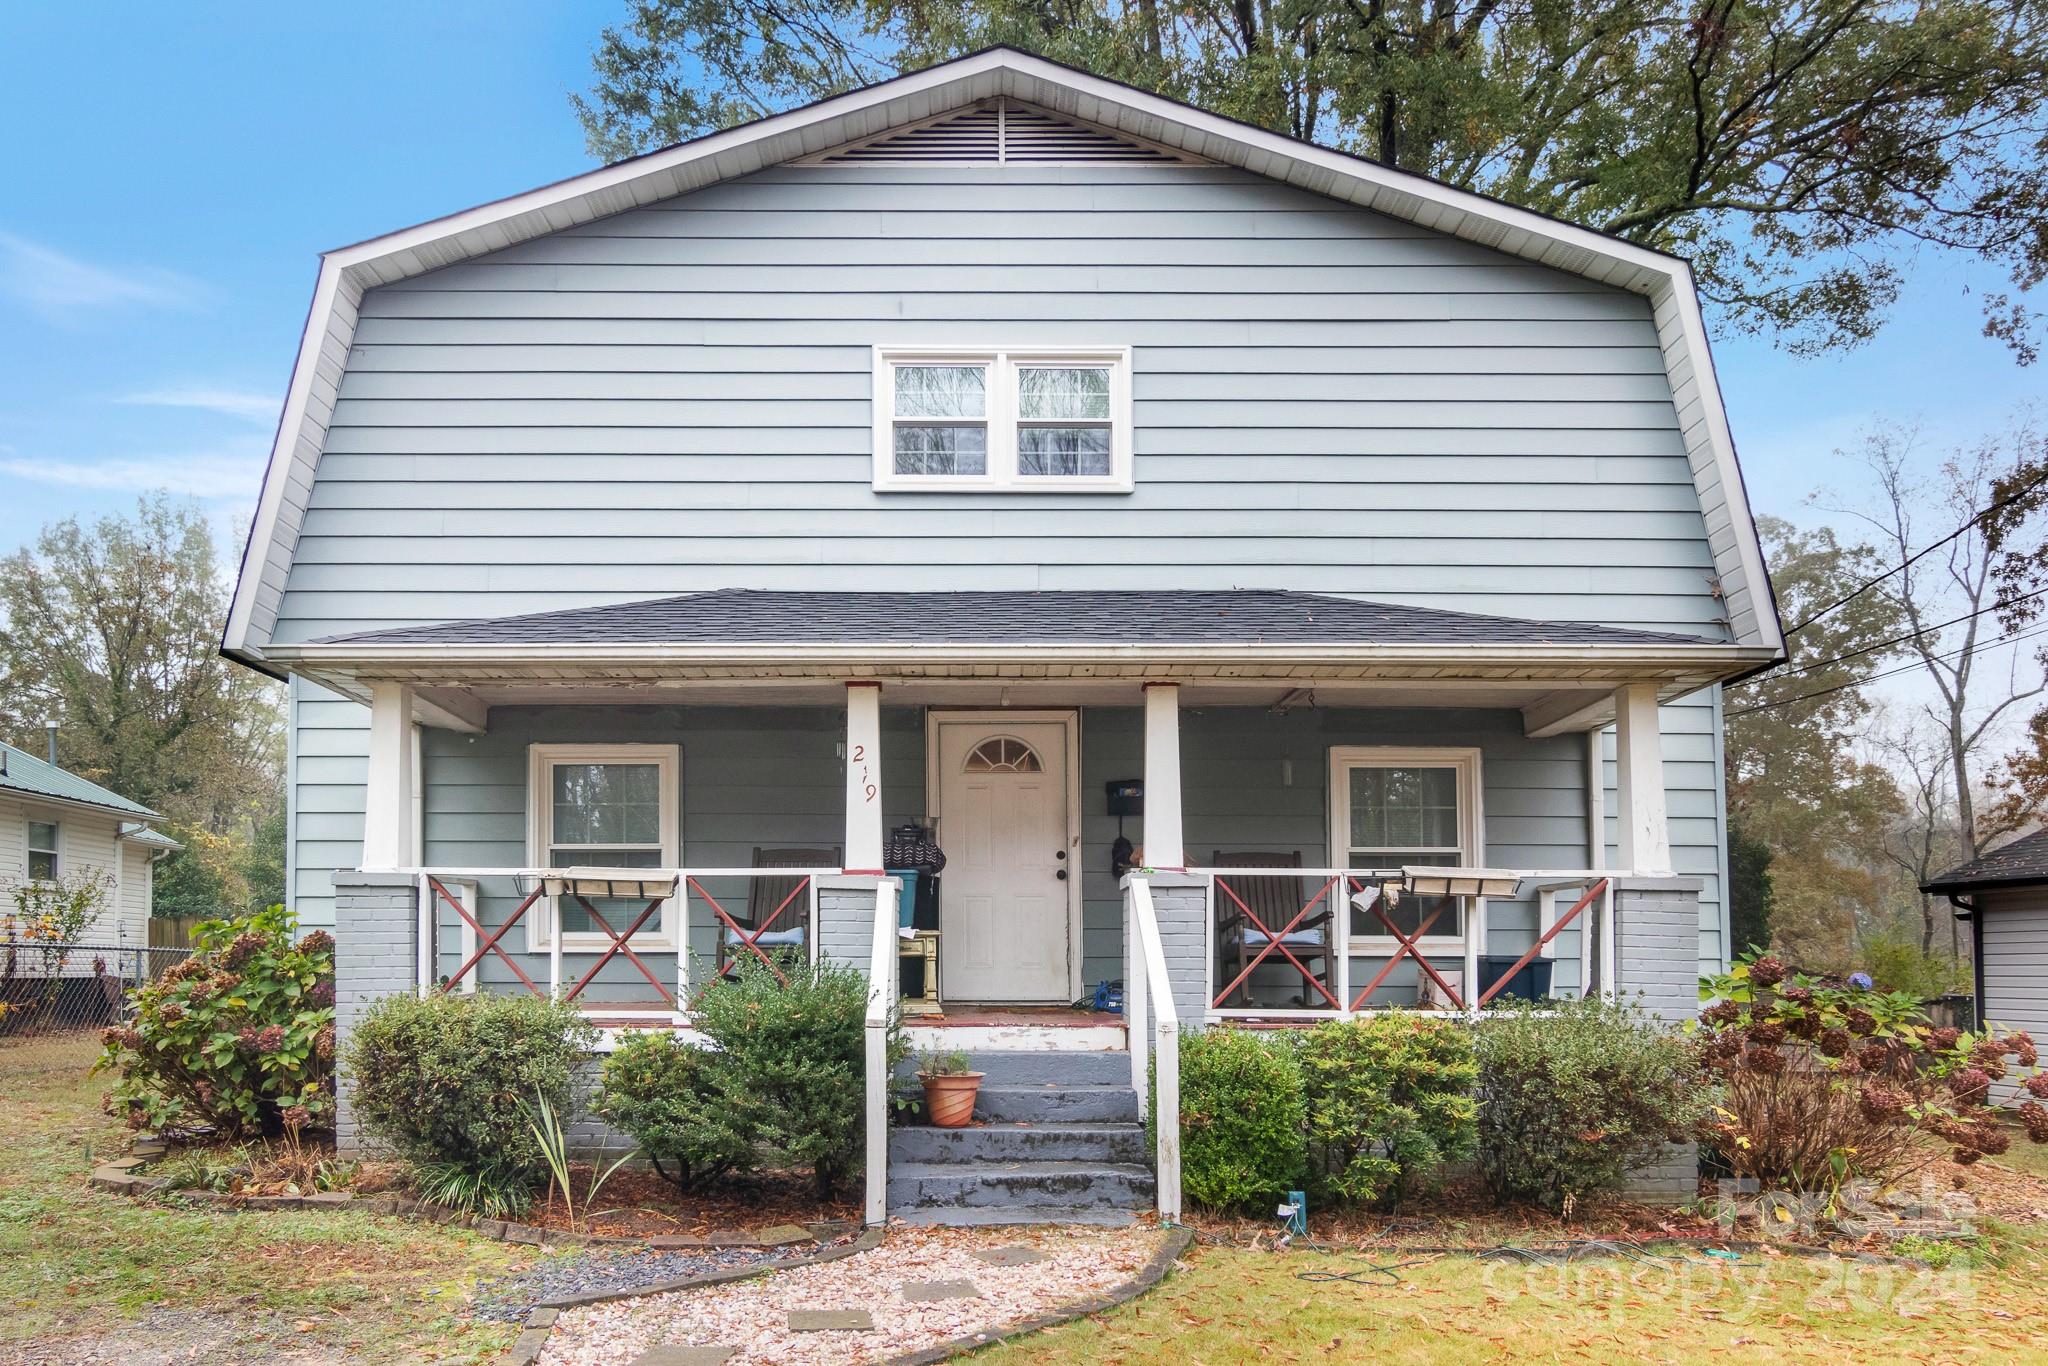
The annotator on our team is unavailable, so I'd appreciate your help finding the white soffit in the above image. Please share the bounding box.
[222,47,1782,662]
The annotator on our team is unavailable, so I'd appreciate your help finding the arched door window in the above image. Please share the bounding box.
[964,736,1043,773]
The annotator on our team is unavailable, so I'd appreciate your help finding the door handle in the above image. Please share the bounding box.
[1055,869,1068,881]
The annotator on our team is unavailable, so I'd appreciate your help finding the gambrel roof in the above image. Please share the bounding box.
[223,46,1782,666]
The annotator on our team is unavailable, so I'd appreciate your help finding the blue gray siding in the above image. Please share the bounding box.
[279,161,1728,967]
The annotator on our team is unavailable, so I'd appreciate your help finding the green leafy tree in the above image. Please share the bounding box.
[1727,818,1776,957]
[0,496,284,910]
[1725,516,1907,967]
[577,0,2048,357]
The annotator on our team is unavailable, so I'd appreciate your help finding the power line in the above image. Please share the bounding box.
[1727,620,2048,719]
[1784,464,2048,637]
[1762,585,2048,683]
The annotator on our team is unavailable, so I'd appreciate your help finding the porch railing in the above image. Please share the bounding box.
[397,865,838,1024]
[1193,866,1614,1022]
[1123,875,1181,1223]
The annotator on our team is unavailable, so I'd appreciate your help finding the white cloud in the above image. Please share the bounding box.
[0,232,200,317]
[118,387,279,424]
[0,444,265,499]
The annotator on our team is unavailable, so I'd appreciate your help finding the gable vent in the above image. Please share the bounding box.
[809,98,1199,165]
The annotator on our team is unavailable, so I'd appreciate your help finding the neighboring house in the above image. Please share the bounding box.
[222,49,1782,1217]
[0,741,180,959]
[1923,832,2048,1090]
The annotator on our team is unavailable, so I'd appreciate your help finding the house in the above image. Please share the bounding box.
[0,740,180,961]
[1923,832,2048,1084]
[221,48,1783,1221]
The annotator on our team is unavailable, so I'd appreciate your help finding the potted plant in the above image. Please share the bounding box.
[916,1049,983,1128]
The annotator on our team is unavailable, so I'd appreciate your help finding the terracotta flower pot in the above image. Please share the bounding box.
[920,1071,984,1128]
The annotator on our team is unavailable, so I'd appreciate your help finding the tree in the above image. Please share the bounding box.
[0,497,285,913]
[576,0,2048,357]
[1848,424,2046,866]
[1725,515,1906,965]
[1726,818,1776,957]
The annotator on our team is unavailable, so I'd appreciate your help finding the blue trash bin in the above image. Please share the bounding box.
[887,869,919,930]
[1478,955,1554,1002]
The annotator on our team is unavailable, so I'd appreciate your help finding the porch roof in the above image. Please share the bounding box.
[315,589,1707,650]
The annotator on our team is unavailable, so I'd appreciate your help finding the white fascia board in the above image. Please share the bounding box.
[268,639,1774,672]
[221,46,1783,662]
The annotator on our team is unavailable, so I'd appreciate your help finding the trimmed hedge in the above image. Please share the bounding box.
[1170,1026,1307,1211]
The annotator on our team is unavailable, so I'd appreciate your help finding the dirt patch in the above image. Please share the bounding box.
[2,1307,353,1366]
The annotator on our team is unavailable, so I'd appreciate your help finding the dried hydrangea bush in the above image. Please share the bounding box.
[1699,952,2046,1189]
[95,905,336,1138]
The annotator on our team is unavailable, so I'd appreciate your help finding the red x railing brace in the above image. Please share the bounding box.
[1211,874,1344,1011]
[431,876,545,997]
[561,894,673,1006]
[1348,877,1468,1011]
[689,873,811,1001]
[1474,878,1608,1007]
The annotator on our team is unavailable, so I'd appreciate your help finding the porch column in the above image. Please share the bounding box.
[361,682,416,871]
[844,682,884,874]
[1612,683,1673,876]
[1142,682,1185,870]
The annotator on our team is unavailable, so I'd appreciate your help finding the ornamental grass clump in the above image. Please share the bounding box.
[95,906,335,1138]
[1474,997,1710,1215]
[1699,952,2047,1190]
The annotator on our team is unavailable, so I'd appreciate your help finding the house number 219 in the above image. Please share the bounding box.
[852,744,876,803]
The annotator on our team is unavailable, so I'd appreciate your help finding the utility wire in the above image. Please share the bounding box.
[1784,464,2048,637]
[1727,621,2048,719]
[1763,585,2048,682]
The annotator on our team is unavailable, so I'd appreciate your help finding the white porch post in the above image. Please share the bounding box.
[845,682,884,874]
[1142,683,1185,870]
[1613,683,1673,876]
[362,682,416,872]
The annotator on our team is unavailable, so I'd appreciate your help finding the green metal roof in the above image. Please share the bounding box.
[0,742,161,820]
[119,822,184,851]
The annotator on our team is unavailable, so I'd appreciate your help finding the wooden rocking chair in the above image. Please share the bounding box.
[714,846,840,979]
[1211,849,1333,1008]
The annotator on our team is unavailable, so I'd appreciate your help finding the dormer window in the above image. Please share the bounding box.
[873,347,1132,492]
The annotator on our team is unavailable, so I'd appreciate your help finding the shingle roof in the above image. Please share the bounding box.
[1922,830,2048,894]
[317,589,1709,650]
[0,742,161,820]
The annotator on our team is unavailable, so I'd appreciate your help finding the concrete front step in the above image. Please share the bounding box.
[889,1122,1148,1166]
[887,1161,1156,1211]
[974,1084,1141,1124]
[891,1204,1140,1228]
[897,1050,1132,1087]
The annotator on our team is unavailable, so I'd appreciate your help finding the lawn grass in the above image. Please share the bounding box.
[0,1034,526,1363]
[978,1226,2048,1365]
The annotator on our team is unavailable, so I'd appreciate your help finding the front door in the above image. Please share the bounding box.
[932,716,1073,1002]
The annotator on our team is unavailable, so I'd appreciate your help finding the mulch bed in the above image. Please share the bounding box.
[519,1165,858,1240]
[473,1237,865,1323]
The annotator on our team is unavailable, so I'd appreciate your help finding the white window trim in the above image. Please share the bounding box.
[1328,746,1484,954]
[525,743,682,954]
[26,817,61,883]
[872,345,1134,492]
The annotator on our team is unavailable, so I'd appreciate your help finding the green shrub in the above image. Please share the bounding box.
[1298,1013,1477,1208]
[1474,997,1709,1214]
[344,991,595,1193]
[690,956,899,1198]
[96,905,335,1137]
[1170,1027,1307,1211]
[594,1028,757,1190]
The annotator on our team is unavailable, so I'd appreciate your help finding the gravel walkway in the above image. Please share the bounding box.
[539,1225,1167,1365]
[472,1242,850,1323]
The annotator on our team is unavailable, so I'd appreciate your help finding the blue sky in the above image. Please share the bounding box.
[1,3,2039,600]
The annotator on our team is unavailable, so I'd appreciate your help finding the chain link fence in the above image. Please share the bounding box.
[0,940,192,1040]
